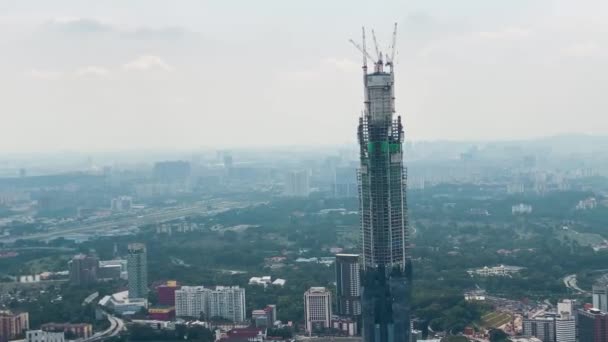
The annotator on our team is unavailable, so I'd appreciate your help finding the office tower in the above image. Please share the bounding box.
[68,254,99,286]
[0,311,29,342]
[335,254,361,317]
[304,287,332,334]
[127,243,148,299]
[555,317,576,342]
[578,308,608,342]
[594,285,608,312]
[523,315,556,342]
[284,170,310,197]
[175,286,246,322]
[157,281,180,306]
[354,25,411,342]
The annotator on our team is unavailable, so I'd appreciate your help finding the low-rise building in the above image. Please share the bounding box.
[26,330,65,342]
[98,290,148,315]
[467,265,523,277]
[40,323,92,340]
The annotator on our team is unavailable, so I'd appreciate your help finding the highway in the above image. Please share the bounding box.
[85,312,125,341]
[0,200,259,244]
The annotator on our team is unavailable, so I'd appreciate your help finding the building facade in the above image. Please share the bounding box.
[68,254,99,286]
[285,170,310,197]
[594,285,608,313]
[40,323,92,339]
[523,316,556,342]
[157,280,180,306]
[578,308,608,342]
[26,330,65,342]
[355,28,411,342]
[175,286,246,322]
[335,254,361,317]
[207,286,247,322]
[252,305,276,328]
[127,243,148,299]
[304,287,332,334]
[0,311,29,342]
[555,318,576,342]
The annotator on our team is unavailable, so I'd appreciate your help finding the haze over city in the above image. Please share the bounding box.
[2,0,608,152]
[2,2,608,342]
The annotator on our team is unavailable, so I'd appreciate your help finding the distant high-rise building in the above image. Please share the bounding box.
[0,311,29,342]
[333,167,357,198]
[594,285,608,312]
[578,308,608,342]
[523,315,556,342]
[335,254,361,317]
[153,161,191,182]
[354,26,411,342]
[126,243,148,299]
[175,286,246,322]
[223,154,233,169]
[304,287,332,334]
[68,254,99,286]
[110,196,132,212]
[284,170,310,197]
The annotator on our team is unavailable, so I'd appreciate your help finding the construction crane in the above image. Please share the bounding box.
[349,27,375,67]
[387,22,398,66]
[350,23,398,69]
[371,29,381,62]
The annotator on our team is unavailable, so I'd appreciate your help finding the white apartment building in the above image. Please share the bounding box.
[26,330,65,342]
[175,286,246,322]
[304,287,332,334]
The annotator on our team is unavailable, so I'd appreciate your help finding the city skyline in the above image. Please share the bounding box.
[2,0,608,152]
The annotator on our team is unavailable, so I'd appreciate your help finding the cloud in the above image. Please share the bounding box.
[478,27,531,40]
[324,58,360,72]
[123,55,174,72]
[26,69,63,80]
[278,69,321,81]
[45,17,112,33]
[76,66,111,78]
[563,41,603,58]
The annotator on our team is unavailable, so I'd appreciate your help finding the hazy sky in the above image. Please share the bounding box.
[1,0,607,152]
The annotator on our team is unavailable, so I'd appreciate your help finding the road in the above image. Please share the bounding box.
[0,200,259,244]
[85,312,124,341]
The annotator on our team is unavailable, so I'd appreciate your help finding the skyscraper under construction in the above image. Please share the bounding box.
[352,24,411,342]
